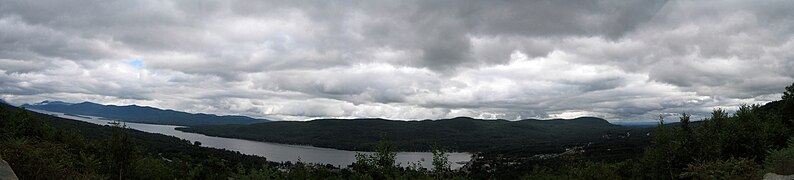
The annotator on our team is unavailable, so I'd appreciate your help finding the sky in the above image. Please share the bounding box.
[1,0,793,122]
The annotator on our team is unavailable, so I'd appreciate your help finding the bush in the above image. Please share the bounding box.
[680,157,760,179]
[765,138,794,174]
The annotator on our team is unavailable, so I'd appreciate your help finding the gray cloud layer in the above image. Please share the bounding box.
[1,0,793,122]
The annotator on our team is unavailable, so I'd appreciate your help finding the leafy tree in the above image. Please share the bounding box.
[104,125,137,179]
[350,135,404,179]
[352,152,375,173]
[431,145,450,174]
[374,136,396,170]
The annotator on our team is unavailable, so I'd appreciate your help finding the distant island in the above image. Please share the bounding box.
[21,101,269,126]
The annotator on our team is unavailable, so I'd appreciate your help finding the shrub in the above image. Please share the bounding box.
[765,138,794,174]
[680,157,760,179]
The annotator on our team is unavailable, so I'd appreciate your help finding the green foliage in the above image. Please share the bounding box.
[765,138,794,174]
[523,162,629,180]
[712,105,787,159]
[679,113,691,132]
[128,157,175,179]
[431,145,450,173]
[352,136,399,179]
[680,157,760,179]
[784,82,794,101]
[635,83,794,179]
[180,117,631,152]
[0,103,273,179]
[232,164,281,180]
[639,119,684,179]
[104,125,138,179]
[347,137,470,180]
[569,162,626,180]
[524,83,794,179]
[0,138,87,179]
[782,82,794,129]
[375,136,397,169]
[75,152,104,179]
[639,102,791,179]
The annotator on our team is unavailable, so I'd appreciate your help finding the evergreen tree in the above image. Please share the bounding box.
[105,125,136,180]
[782,83,794,129]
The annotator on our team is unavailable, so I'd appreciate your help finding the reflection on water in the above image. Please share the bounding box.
[34,110,471,169]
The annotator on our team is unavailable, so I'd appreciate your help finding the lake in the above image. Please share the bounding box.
[32,110,472,169]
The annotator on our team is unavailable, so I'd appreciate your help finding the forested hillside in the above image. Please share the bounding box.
[179,117,652,152]
[21,101,268,126]
[472,83,794,179]
[0,102,471,179]
[0,102,276,179]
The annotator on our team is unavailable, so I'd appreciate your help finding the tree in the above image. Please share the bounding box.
[431,145,450,175]
[782,82,794,129]
[679,113,691,132]
[350,135,399,179]
[640,113,698,179]
[105,125,137,180]
[657,115,664,125]
[783,83,794,102]
[710,108,729,126]
[374,134,396,170]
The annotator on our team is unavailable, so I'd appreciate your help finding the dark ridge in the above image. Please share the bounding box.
[179,116,651,152]
[21,100,269,126]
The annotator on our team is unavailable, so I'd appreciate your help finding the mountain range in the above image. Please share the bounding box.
[21,100,269,126]
[14,99,653,153]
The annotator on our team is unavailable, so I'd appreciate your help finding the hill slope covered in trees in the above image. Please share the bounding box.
[21,101,268,126]
[0,101,484,179]
[179,116,653,152]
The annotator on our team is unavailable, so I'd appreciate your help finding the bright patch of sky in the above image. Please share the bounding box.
[129,59,144,69]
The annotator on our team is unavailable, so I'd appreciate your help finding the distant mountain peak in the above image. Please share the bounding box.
[450,116,475,120]
[562,117,613,125]
[33,100,73,106]
[572,116,607,121]
[76,101,101,105]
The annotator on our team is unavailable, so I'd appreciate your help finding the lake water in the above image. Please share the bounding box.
[33,110,471,169]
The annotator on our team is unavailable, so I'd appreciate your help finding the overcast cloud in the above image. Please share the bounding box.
[1,0,793,122]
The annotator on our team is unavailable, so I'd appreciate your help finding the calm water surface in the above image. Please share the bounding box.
[33,110,471,169]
